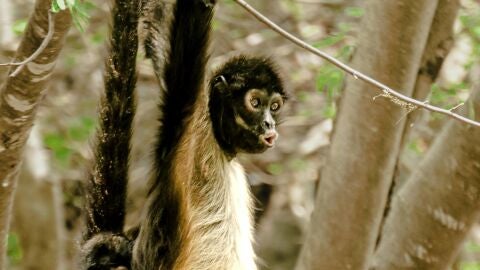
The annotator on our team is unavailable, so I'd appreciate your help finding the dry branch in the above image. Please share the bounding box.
[0,11,55,77]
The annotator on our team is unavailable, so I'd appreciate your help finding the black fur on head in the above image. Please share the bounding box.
[208,55,287,157]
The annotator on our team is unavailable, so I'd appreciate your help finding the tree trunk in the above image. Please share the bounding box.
[375,0,461,262]
[371,80,480,270]
[10,127,66,270]
[0,0,15,50]
[295,1,438,269]
[0,0,71,268]
[391,0,459,189]
[402,0,459,133]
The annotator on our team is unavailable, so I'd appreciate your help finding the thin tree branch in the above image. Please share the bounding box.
[0,10,55,77]
[233,0,480,128]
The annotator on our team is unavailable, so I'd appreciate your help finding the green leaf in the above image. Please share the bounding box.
[314,34,345,48]
[322,102,336,119]
[465,241,480,253]
[68,117,95,141]
[407,140,423,155]
[7,233,22,265]
[44,133,72,166]
[57,0,67,10]
[316,65,345,96]
[70,1,92,32]
[267,163,283,176]
[289,159,308,171]
[337,45,354,60]
[473,26,480,38]
[51,0,61,13]
[66,0,76,7]
[345,7,365,18]
[461,262,480,270]
[338,22,351,32]
[12,20,27,35]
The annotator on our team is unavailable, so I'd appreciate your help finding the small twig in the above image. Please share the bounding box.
[0,10,55,77]
[233,0,480,128]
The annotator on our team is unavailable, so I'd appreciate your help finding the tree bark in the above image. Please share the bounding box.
[371,80,480,270]
[391,0,460,189]
[402,0,459,133]
[0,0,71,268]
[295,1,438,269]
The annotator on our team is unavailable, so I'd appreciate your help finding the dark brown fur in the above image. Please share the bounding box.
[80,0,139,269]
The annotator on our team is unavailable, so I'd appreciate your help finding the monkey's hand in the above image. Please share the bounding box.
[80,233,133,270]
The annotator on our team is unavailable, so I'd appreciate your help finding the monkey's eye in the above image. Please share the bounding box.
[250,98,260,108]
[271,102,281,112]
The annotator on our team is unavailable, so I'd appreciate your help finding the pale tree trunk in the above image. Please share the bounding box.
[371,80,480,270]
[402,0,459,133]
[391,0,460,187]
[295,1,438,269]
[0,0,71,268]
[11,127,66,270]
[0,0,15,50]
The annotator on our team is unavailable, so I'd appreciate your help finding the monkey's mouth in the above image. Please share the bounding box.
[259,131,278,147]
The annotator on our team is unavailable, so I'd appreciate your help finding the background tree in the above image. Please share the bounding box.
[295,0,439,269]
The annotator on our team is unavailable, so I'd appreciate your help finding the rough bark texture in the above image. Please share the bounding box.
[371,84,480,270]
[382,0,460,243]
[0,0,71,268]
[295,1,438,269]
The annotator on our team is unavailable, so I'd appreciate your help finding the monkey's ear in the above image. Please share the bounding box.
[212,75,228,91]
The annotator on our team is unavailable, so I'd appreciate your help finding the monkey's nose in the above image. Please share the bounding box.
[262,120,275,130]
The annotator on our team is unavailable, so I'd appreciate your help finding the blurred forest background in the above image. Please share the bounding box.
[1,0,480,269]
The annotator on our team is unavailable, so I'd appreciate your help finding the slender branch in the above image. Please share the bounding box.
[0,10,55,77]
[232,0,480,128]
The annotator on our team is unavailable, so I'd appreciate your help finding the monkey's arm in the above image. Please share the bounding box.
[81,0,139,268]
[155,0,215,160]
[132,1,217,269]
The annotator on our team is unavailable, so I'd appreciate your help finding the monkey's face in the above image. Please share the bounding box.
[208,55,287,156]
[230,88,285,153]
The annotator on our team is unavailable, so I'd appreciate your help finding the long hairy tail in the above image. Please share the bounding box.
[84,0,140,238]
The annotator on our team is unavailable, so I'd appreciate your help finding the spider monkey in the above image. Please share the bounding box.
[80,0,287,269]
[132,0,287,269]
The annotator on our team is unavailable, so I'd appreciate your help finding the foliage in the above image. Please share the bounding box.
[51,0,93,31]
[313,7,359,118]
[461,262,480,270]
[44,116,95,167]
[12,20,28,35]
[7,233,22,265]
